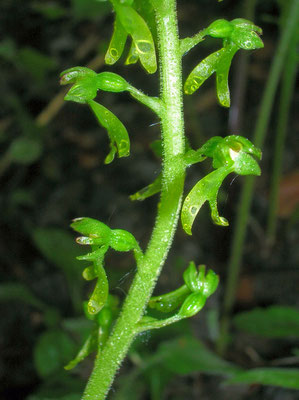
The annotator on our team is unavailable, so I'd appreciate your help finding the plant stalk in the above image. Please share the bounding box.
[82,0,185,398]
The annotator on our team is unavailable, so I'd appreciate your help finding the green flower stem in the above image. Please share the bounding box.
[217,0,299,356]
[137,315,182,333]
[128,86,163,116]
[180,30,207,55]
[82,1,185,398]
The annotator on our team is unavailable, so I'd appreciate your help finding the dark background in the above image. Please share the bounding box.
[0,0,298,399]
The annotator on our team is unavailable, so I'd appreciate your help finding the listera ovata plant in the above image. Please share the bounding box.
[60,1,263,398]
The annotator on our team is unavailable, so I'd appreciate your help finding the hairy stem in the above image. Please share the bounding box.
[82,0,185,398]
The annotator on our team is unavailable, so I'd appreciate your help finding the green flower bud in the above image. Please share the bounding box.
[71,217,111,238]
[178,292,206,318]
[206,19,234,38]
[110,229,138,252]
[96,72,129,92]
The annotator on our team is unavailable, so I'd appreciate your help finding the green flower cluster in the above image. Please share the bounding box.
[71,217,142,315]
[185,18,263,107]
[135,262,219,332]
[182,135,262,234]
[60,67,130,164]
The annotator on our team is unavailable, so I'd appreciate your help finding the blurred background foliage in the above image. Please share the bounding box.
[0,0,298,399]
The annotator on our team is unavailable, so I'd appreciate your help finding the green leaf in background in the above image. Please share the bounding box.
[28,393,81,400]
[292,348,299,357]
[31,2,67,19]
[9,189,35,208]
[25,374,84,400]
[0,38,17,62]
[0,282,48,310]
[111,376,146,400]
[226,368,299,390]
[18,47,57,82]
[32,228,85,312]
[8,138,42,165]
[34,330,76,378]
[62,317,94,341]
[71,0,111,20]
[157,336,241,376]
[233,306,299,338]
[32,228,84,277]
[147,366,173,400]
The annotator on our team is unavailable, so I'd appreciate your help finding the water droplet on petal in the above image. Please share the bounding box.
[190,206,198,215]
[110,48,119,58]
[136,40,152,54]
